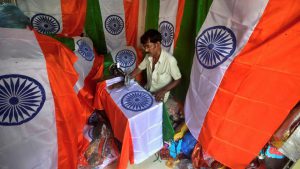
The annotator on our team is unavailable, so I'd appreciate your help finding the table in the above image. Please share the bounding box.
[94,77,163,169]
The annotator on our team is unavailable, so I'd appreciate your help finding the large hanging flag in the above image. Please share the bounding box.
[85,0,139,54]
[172,0,212,101]
[184,0,300,168]
[145,0,185,54]
[17,0,86,36]
[0,28,84,169]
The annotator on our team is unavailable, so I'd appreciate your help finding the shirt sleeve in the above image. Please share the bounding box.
[138,56,148,70]
[169,57,182,80]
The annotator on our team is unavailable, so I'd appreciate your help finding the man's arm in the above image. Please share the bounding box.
[129,67,142,79]
[153,78,181,101]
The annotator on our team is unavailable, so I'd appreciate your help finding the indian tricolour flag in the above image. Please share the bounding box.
[0,28,84,169]
[85,0,139,53]
[144,0,185,54]
[73,36,104,143]
[17,0,86,36]
[184,0,300,168]
[73,36,104,107]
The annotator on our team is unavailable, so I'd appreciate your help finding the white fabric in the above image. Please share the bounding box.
[158,0,179,54]
[279,126,300,162]
[73,36,95,93]
[83,125,94,142]
[99,0,127,52]
[106,78,163,164]
[18,0,63,34]
[111,46,137,74]
[184,0,269,140]
[0,28,57,169]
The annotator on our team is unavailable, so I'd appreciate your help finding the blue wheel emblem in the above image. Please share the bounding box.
[121,91,153,112]
[0,74,46,126]
[159,21,174,47]
[105,15,124,35]
[196,26,236,69]
[31,13,60,34]
[76,39,94,61]
[115,49,136,68]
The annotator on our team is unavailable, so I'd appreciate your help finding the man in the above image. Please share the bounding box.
[130,29,181,102]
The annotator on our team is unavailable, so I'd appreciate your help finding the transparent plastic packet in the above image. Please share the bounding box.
[78,124,119,169]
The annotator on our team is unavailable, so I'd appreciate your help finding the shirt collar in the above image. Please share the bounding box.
[147,49,166,64]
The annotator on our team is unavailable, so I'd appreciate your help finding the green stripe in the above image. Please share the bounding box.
[163,103,175,141]
[172,0,212,102]
[85,0,107,54]
[50,35,75,51]
[196,0,213,33]
[103,53,114,76]
[145,0,160,31]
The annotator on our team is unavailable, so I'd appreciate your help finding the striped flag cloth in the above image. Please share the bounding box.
[0,28,84,169]
[110,46,137,74]
[85,0,139,54]
[184,0,300,168]
[73,36,104,108]
[144,0,185,54]
[18,0,86,36]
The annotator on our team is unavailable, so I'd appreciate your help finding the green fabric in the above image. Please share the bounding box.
[163,103,175,141]
[50,36,75,51]
[85,0,107,54]
[196,0,213,33]
[145,0,160,31]
[172,0,213,102]
[103,53,114,76]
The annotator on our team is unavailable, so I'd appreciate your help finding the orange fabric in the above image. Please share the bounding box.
[61,0,87,36]
[173,0,185,48]
[35,31,84,169]
[124,0,139,46]
[77,53,104,119]
[94,82,134,168]
[199,1,300,168]
[117,124,134,169]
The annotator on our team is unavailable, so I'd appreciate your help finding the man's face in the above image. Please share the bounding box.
[142,40,159,57]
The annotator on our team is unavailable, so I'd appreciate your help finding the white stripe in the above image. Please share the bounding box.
[107,79,163,163]
[0,28,57,169]
[111,46,137,74]
[73,37,95,93]
[184,0,269,140]
[18,0,63,34]
[99,0,127,52]
[158,0,179,54]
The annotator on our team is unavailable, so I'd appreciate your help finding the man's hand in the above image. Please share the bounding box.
[154,89,167,102]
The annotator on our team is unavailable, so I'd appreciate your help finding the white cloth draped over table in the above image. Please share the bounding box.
[106,77,163,164]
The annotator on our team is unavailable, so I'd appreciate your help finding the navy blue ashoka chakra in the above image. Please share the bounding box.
[76,39,94,61]
[0,74,46,126]
[121,91,153,112]
[105,15,124,35]
[159,21,174,47]
[196,26,236,69]
[115,49,136,68]
[31,13,60,34]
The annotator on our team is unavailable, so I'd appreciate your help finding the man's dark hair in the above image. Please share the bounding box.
[140,29,162,44]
